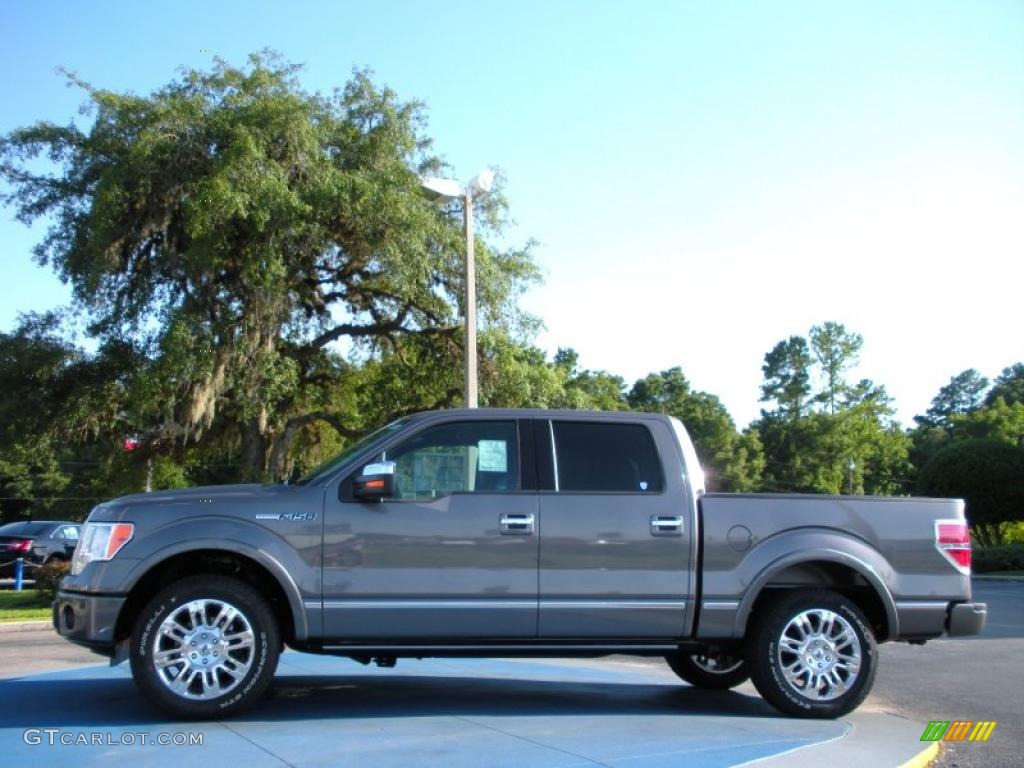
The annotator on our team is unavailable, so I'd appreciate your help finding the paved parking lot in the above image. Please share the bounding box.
[0,654,856,768]
[4,578,1016,767]
[870,579,1024,768]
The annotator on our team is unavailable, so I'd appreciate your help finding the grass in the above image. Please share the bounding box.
[0,589,51,621]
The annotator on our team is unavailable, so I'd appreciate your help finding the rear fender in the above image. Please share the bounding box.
[733,530,899,641]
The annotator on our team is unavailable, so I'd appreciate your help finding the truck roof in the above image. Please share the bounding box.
[403,408,673,422]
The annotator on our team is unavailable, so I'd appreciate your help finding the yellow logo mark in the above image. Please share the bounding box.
[967,722,997,742]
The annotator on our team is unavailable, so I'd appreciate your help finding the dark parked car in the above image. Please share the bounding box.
[0,521,81,576]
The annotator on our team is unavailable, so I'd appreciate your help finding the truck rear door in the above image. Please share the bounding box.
[535,416,695,638]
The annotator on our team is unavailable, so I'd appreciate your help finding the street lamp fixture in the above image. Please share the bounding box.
[420,168,494,409]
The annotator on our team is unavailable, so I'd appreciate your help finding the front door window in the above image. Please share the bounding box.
[387,421,519,501]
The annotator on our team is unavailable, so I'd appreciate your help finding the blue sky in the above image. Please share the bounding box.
[1,0,1021,427]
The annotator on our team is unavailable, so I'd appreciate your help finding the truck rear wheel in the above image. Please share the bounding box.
[665,651,749,689]
[129,575,280,719]
[747,589,877,718]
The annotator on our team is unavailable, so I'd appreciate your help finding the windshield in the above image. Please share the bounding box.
[0,522,54,537]
[295,417,411,486]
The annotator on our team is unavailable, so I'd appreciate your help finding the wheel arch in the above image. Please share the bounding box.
[736,549,899,642]
[114,544,307,647]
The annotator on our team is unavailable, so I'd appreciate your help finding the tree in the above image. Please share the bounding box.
[0,318,74,521]
[628,368,763,491]
[760,336,812,420]
[949,398,1024,446]
[810,322,863,414]
[479,332,573,409]
[918,439,1024,546]
[831,381,910,495]
[756,413,822,493]
[0,54,538,480]
[756,327,909,495]
[552,348,628,411]
[909,368,1023,485]
[985,363,1024,407]
[918,369,989,428]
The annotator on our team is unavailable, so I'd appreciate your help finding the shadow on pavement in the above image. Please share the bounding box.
[0,671,776,728]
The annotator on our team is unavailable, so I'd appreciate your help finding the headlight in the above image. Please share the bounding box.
[70,523,134,575]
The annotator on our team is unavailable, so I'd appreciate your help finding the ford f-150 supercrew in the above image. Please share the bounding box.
[54,409,987,719]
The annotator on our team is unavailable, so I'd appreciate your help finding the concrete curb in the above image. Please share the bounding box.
[0,619,51,632]
[737,710,937,767]
[899,741,939,768]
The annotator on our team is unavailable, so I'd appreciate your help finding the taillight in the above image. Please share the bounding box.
[936,520,971,574]
[7,539,32,552]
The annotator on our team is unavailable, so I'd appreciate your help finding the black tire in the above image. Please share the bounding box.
[129,575,280,719]
[665,651,749,689]
[747,589,877,718]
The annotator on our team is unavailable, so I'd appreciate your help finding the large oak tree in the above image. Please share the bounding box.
[1,54,538,480]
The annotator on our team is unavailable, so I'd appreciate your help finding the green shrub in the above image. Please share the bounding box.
[1003,521,1024,544]
[972,543,1024,573]
[33,560,71,602]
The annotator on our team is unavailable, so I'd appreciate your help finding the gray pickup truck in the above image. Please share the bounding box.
[54,408,986,720]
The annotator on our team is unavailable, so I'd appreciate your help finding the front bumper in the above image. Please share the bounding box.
[53,589,127,656]
[947,601,987,637]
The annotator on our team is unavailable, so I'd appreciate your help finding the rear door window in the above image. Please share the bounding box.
[551,421,664,493]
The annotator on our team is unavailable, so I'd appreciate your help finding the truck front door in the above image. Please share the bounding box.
[322,418,539,639]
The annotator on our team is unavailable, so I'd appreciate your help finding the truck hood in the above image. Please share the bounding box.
[103,483,275,508]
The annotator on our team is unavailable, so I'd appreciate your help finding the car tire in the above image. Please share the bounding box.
[665,651,749,689]
[747,589,877,718]
[129,575,280,719]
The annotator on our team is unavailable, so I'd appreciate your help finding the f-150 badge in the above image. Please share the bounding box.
[255,512,317,521]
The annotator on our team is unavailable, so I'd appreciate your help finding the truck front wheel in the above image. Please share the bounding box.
[747,589,877,718]
[129,575,280,719]
[665,651,749,689]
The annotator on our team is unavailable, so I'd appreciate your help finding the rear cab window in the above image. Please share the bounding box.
[551,421,664,493]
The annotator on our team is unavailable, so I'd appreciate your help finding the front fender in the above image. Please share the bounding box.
[110,516,317,642]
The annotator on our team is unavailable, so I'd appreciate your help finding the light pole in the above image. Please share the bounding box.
[420,168,495,409]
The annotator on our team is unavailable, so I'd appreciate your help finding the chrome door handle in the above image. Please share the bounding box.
[500,513,535,535]
[650,515,684,536]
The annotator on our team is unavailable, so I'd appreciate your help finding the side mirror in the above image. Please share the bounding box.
[352,461,396,501]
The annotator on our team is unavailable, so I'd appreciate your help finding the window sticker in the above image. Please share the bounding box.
[478,440,508,472]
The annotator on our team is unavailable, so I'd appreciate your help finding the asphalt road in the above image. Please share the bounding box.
[0,622,100,676]
[0,580,1019,766]
[868,580,1024,768]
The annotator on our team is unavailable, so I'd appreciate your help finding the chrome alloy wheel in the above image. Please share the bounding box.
[777,608,861,701]
[152,598,255,700]
[691,653,745,675]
